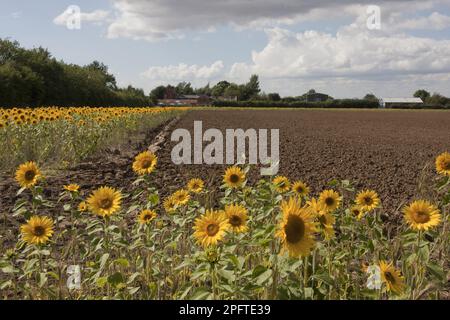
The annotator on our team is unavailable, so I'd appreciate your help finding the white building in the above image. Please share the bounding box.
[379,97,423,108]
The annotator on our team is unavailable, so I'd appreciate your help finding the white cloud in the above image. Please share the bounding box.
[53,8,110,26]
[393,12,450,30]
[106,0,433,41]
[141,61,225,82]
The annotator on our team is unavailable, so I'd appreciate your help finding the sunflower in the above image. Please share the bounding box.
[292,180,310,197]
[64,184,80,192]
[138,209,157,224]
[403,200,441,231]
[307,198,335,240]
[87,186,122,217]
[276,197,317,258]
[20,216,54,245]
[193,210,230,247]
[187,178,204,193]
[15,161,41,188]
[379,261,405,295]
[318,189,342,212]
[132,150,158,175]
[355,190,380,212]
[223,166,246,189]
[435,152,450,176]
[163,196,177,214]
[78,201,88,212]
[273,176,291,193]
[350,205,365,220]
[172,189,190,206]
[224,204,249,233]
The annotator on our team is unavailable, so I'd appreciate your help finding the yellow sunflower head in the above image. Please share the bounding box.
[171,189,191,206]
[224,204,249,233]
[292,180,310,197]
[20,216,54,245]
[316,212,336,240]
[64,184,80,192]
[163,196,177,214]
[318,189,342,212]
[435,152,450,176]
[132,150,158,175]
[350,205,365,220]
[193,210,230,247]
[379,261,405,295]
[87,186,122,217]
[138,209,157,225]
[15,161,42,189]
[273,176,291,193]
[78,201,88,212]
[355,189,380,212]
[223,166,246,189]
[276,197,317,258]
[403,200,441,231]
[187,178,204,193]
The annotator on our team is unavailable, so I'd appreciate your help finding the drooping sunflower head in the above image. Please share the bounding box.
[316,212,336,240]
[138,209,157,225]
[318,189,342,212]
[20,216,54,245]
[15,161,41,189]
[224,204,249,233]
[379,261,405,295]
[187,178,204,193]
[273,176,291,193]
[171,189,191,206]
[276,197,317,258]
[87,186,122,217]
[78,201,88,212]
[435,152,450,176]
[64,184,80,192]
[223,166,246,189]
[355,190,380,212]
[403,200,441,231]
[163,196,177,214]
[132,150,158,175]
[292,180,310,197]
[193,210,230,247]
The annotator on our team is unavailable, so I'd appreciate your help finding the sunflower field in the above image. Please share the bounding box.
[1,148,449,300]
[0,106,188,171]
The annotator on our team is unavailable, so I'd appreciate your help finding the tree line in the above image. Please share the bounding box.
[0,39,151,107]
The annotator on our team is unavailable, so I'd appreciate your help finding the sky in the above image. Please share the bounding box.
[1,0,450,98]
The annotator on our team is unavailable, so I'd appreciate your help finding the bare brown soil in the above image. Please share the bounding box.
[1,109,449,230]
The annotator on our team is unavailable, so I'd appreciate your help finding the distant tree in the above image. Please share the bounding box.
[150,85,166,101]
[268,93,281,101]
[86,60,117,90]
[175,81,194,96]
[414,89,431,102]
[195,83,212,96]
[308,89,316,94]
[224,83,241,99]
[364,93,378,101]
[243,74,261,100]
[427,93,450,106]
[211,80,231,97]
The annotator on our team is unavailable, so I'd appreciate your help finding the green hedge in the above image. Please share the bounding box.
[211,99,380,109]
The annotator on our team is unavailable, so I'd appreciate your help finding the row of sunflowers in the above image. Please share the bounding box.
[0,106,188,171]
[1,151,449,299]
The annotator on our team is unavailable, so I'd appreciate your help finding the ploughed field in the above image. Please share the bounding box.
[156,109,450,213]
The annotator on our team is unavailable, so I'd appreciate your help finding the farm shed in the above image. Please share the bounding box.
[379,97,423,108]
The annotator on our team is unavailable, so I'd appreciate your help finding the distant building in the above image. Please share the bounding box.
[379,97,423,108]
[158,94,211,106]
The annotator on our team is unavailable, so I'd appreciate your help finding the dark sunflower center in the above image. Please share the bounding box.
[364,197,373,205]
[144,214,153,221]
[444,161,450,170]
[25,170,36,181]
[284,215,305,244]
[352,209,360,216]
[325,197,335,206]
[206,223,220,236]
[229,174,240,183]
[229,215,242,227]
[99,198,113,209]
[296,186,304,193]
[141,159,152,169]
[384,271,396,284]
[413,211,430,224]
[33,226,45,237]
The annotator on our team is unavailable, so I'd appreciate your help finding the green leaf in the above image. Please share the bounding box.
[108,272,125,286]
[427,263,445,281]
[114,258,130,268]
[255,269,272,286]
[217,269,235,283]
